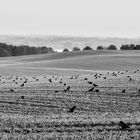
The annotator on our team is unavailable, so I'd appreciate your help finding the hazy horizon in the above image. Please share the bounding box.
[0,0,140,38]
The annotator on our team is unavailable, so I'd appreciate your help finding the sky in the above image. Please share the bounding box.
[0,0,140,38]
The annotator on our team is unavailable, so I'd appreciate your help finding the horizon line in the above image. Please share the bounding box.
[0,34,140,39]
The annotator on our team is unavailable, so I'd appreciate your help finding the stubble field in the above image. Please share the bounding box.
[0,50,140,140]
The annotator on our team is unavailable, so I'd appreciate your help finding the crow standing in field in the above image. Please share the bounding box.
[121,89,126,93]
[55,90,59,93]
[48,79,52,83]
[87,81,93,85]
[103,77,107,79]
[70,76,73,79]
[118,121,130,130]
[10,89,14,92]
[88,87,94,92]
[93,84,98,87]
[68,106,76,113]
[64,86,70,92]
[36,79,39,81]
[95,89,100,92]
[21,96,24,99]
[20,83,24,87]
[84,78,88,80]
[66,86,70,91]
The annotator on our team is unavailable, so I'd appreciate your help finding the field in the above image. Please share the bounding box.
[0,50,140,139]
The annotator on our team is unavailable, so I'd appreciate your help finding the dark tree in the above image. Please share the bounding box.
[63,48,70,52]
[97,46,103,50]
[135,45,140,50]
[108,45,117,50]
[83,46,93,50]
[72,47,81,51]
[0,42,55,57]
[130,44,136,50]
[120,44,130,50]
[120,44,140,50]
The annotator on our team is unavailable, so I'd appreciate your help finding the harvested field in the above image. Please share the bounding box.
[0,50,140,139]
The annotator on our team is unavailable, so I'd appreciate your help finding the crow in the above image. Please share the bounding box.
[68,106,76,113]
[95,89,100,92]
[55,90,59,93]
[87,82,93,84]
[118,121,130,130]
[20,83,24,87]
[64,86,70,92]
[66,86,70,91]
[93,84,98,87]
[10,89,14,92]
[121,89,125,93]
[129,78,132,81]
[84,78,88,80]
[21,96,24,99]
[48,79,52,83]
[70,76,73,79]
[88,87,94,92]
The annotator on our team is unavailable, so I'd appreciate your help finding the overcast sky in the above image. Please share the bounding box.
[0,0,140,38]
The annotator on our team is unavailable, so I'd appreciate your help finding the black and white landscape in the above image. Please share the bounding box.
[0,0,140,139]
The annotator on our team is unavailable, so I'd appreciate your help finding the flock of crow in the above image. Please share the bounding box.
[0,68,140,131]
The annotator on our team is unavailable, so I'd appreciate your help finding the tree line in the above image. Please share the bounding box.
[0,42,140,57]
[0,43,54,57]
[63,44,140,52]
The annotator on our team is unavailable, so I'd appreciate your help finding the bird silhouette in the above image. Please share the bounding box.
[66,86,70,91]
[118,121,130,130]
[88,82,93,84]
[68,106,76,113]
[88,87,94,92]
[121,89,125,93]
[95,89,100,92]
[84,78,88,80]
[21,96,24,99]
[10,89,14,92]
[20,83,24,87]
[93,84,98,87]
[55,90,59,93]
[129,78,132,81]
[48,79,52,83]
[64,86,70,92]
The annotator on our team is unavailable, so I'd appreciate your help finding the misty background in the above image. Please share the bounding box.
[0,0,140,51]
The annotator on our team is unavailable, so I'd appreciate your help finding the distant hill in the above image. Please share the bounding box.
[0,35,140,51]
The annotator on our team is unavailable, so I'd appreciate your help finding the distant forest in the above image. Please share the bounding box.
[0,42,140,57]
[0,43,54,57]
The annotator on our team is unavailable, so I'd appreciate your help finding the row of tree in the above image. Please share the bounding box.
[0,43,54,57]
[120,44,140,50]
[63,45,117,52]
[63,44,140,52]
[0,42,140,57]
